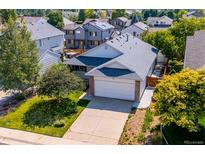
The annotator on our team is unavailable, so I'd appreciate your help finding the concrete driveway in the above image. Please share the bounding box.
[63,97,133,144]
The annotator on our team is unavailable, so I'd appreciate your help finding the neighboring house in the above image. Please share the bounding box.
[110,17,132,30]
[65,33,158,101]
[64,24,85,49]
[83,20,115,49]
[121,22,149,37]
[147,16,173,27]
[183,10,204,19]
[184,31,205,70]
[64,19,114,50]
[22,16,65,74]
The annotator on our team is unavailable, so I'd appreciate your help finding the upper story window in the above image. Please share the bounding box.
[69,30,74,35]
[75,30,81,34]
[89,32,92,36]
[39,40,43,47]
[66,30,69,35]
[89,31,97,37]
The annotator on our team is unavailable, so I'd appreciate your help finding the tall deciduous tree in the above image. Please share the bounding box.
[142,30,179,60]
[111,9,125,20]
[153,69,205,132]
[38,64,83,103]
[47,11,64,30]
[0,18,39,93]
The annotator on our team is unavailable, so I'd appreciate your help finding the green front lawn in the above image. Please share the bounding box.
[0,92,89,137]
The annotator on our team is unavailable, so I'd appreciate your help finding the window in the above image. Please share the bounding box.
[75,30,81,34]
[70,40,74,45]
[39,40,43,47]
[71,65,87,72]
[69,30,74,35]
[79,66,87,72]
[133,32,137,36]
[94,41,99,45]
[66,30,69,35]
[90,41,94,45]
[80,41,84,45]
[94,32,97,37]
[90,32,92,36]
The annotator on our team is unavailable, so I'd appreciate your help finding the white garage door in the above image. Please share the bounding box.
[94,77,135,101]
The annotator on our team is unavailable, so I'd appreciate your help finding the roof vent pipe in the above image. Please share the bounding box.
[126,34,129,42]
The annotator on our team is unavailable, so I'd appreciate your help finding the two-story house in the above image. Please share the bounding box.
[64,24,85,49]
[147,16,173,27]
[83,20,115,49]
[121,22,149,38]
[110,17,132,31]
[22,16,65,74]
[64,19,114,50]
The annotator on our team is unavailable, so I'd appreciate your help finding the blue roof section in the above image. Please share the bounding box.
[99,67,134,77]
[76,56,112,67]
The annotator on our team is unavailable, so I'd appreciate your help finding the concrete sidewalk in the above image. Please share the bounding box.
[0,127,87,145]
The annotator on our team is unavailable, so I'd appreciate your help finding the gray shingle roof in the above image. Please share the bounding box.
[64,24,81,30]
[134,22,149,31]
[89,21,114,31]
[24,17,64,40]
[86,33,158,80]
[39,50,60,74]
[184,31,205,70]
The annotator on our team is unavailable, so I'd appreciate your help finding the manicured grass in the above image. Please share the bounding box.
[0,92,89,137]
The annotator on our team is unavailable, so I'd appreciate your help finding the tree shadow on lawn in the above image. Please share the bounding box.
[23,98,77,127]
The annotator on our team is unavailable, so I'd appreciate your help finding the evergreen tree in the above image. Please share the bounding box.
[78,9,86,22]
[0,18,39,94]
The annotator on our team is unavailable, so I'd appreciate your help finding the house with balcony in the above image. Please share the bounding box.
[64,19,114,50]
[64,24,85,49]
[83,20,115,49]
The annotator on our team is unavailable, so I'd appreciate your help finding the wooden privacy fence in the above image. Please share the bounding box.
[146,76,161,87]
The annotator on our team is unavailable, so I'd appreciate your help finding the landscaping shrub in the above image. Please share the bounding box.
[168,59,183,74]
[137,132,145,143]
[151,131,164,145]
[53,120,65,128]
[141,109,153,132]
